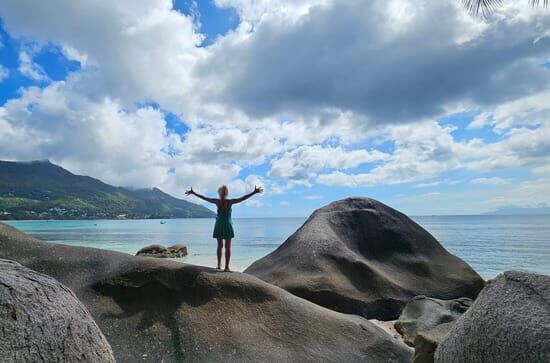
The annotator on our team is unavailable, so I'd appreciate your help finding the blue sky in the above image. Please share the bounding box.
[0,0,549,217]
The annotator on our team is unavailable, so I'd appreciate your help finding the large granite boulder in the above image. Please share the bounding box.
[245,198,485,320]
[0,259,115,362]
[435,271,550,363]
[0,223,413,363]
[395,296,472,346]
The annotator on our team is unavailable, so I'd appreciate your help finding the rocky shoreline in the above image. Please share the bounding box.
[1,197,548,362]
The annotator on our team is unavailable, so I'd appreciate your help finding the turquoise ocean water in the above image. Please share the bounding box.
[5,215,550,278]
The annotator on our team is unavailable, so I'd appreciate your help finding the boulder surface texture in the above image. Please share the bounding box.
[0,258,115,363]
[395,295,472,346]
[435,271,550,363]
[246,198,485,320]
[0,222,413,363]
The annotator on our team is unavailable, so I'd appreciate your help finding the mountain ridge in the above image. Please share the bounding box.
[0,160,215,220]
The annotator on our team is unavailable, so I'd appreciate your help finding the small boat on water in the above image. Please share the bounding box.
[160,221,166,224]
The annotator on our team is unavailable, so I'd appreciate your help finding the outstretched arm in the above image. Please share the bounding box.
[230,186,264,204]
[185,187,218,204]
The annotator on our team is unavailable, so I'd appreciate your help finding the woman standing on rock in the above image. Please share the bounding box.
[185,185,263,272]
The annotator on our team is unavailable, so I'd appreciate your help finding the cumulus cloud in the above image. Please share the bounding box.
[214,0,330,24]
[269,145,388,181]
[0,65,9,82]
[303,195,325,200]
[180,126,284,166]
[413,179,462,188]
[0,0,204,110]
[318,118,550,188]
[467,123,550,171]
[485,89,549,132]
[18,50,48,81]
[470,177,509,185]
[318,122,478,187]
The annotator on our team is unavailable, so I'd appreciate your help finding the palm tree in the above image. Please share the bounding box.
[460,0,548,15]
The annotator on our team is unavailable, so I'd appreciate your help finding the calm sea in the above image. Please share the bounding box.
[5,215,550,278]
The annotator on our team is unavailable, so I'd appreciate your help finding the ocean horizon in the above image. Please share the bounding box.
[5,214,550,278]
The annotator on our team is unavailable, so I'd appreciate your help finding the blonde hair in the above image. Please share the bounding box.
[218,185,229,199]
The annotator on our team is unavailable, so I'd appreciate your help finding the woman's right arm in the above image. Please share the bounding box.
[185,187,218,204]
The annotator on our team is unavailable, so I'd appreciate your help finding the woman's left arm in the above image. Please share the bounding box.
[230,186,263,204]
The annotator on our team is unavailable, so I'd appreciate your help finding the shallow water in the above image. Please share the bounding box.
[5,215,550,278]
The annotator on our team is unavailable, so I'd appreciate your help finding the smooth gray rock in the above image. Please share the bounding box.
[435,271,550,363]
[0,259,115,363]
[0,223,413,363]
[245,198,485,320]
[414,322,453,363]
[395,296,472,346]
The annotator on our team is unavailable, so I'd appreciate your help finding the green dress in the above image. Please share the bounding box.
[213,202,235,239]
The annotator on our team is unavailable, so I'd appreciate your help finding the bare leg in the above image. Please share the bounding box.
[224,239,232,272]
[216,239,223,269]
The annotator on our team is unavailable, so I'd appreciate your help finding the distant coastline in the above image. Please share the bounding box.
[4,213,550,221]
[0,216,216,221]
[482,206,550,216]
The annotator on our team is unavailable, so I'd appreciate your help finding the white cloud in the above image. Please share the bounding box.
[269,145,388,181]
[0,65,9,82]
[532,164,550,176]
[61,45,88,66]
[0,0,205,111]
[470,177,509,185]
[467,123,550,171]
[469,89,550,132]
[413,179,462,188]
[489,89,550,132]
[413,180,444,188]
[318,122,478,187]
[467,112,491,130]
[303,195,324,200]
[180,126,284,166]
[214,0,330,24]
[228,174,265,196]
[318,115,550,189]
[18,50,48,81]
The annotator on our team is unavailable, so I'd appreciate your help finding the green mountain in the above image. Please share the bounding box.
[0,160,215,220]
